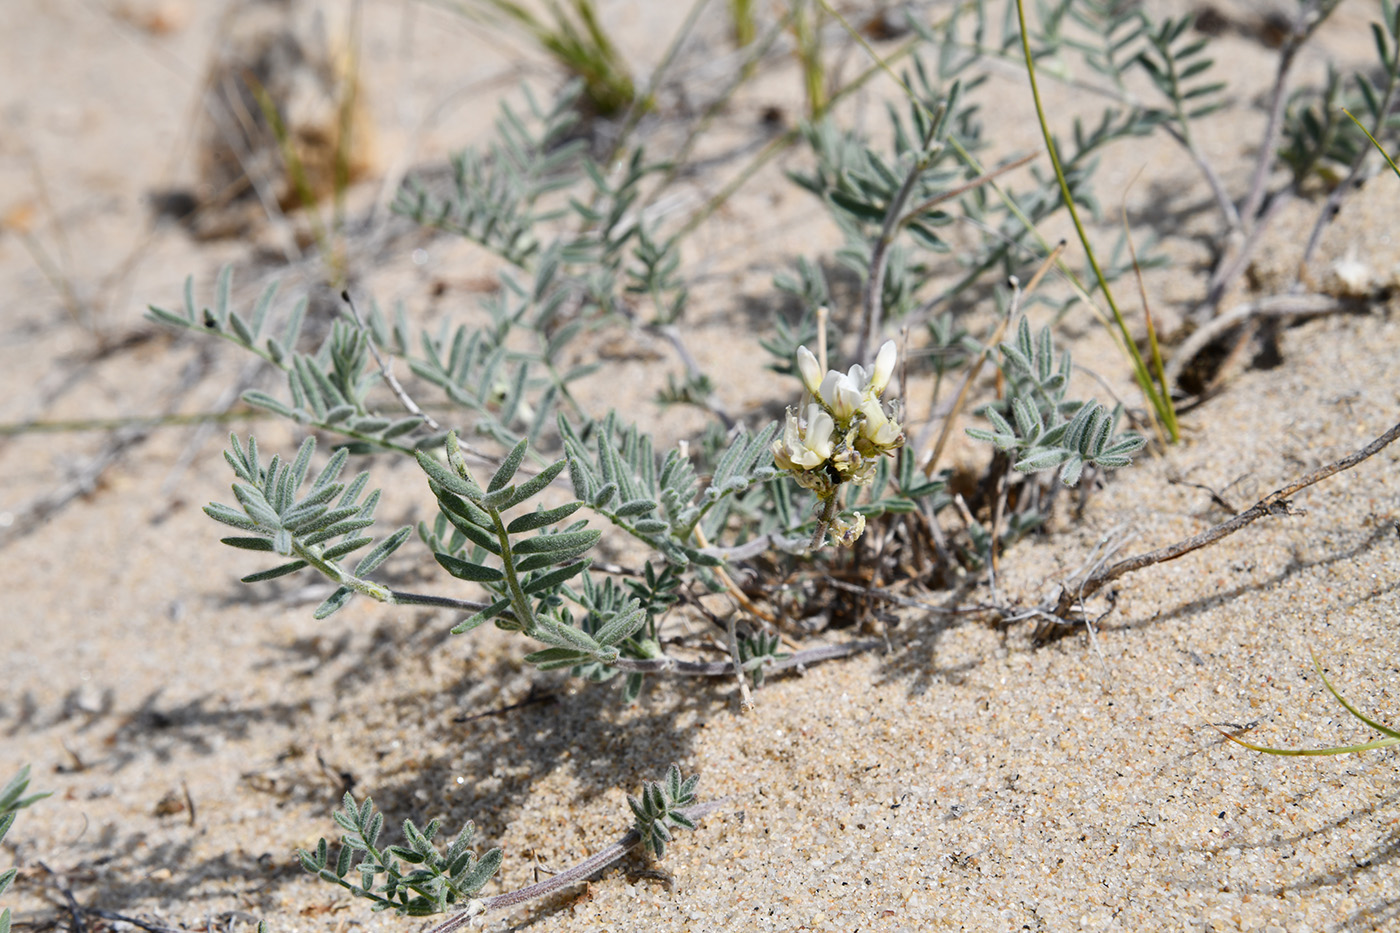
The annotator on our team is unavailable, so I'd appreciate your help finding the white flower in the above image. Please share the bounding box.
[856,398,903,452]
[773,403,834,472]
[819,368,864,421]
[869,340,897,397]
[778,342,902,501]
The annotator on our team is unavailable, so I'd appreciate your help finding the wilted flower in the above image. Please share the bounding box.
[829,511,866,548]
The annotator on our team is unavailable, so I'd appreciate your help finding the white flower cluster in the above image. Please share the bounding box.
[772,340,905,502]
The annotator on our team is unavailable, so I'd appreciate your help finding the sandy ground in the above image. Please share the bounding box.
[2,1,1399,932]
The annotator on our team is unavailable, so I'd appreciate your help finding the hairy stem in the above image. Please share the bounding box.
[856,113,943,364]
[1237,1,1342,229]
[609,638,882,676]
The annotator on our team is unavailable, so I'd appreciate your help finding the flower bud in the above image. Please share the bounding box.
[869,340,897,397]
[796,346,823,397]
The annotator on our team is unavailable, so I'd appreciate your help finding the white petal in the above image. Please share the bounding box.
[870,341,897,396]
[830,378,861,420]
[804,405,835,459]
[796,346,823,396]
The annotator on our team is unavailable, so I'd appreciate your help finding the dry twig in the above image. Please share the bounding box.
[1048,418,1400,622]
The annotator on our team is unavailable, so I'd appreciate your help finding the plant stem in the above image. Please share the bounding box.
[342,290,442,431]
[673,32,923,242]
[489,505,539,634]
[609,638,881,676]
[856,115,942,364]
[1237,1,1342,229]
[1013,0,1178,442]
[810,494,838,549]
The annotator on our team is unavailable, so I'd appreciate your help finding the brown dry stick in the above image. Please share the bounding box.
[1051,418,1400,621]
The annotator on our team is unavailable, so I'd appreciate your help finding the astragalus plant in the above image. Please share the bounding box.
[145,0,1400,921]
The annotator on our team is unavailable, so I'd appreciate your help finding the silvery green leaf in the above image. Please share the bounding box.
[433,486,493,529]
[436,554,505,583]
[220,536,275,552]
[614,498,657,517]
[523,646,590,668]
[351,417,391,434]
[205,503,260,531]
[481,486,516,511]
[213,264,232,328]
[381,417,422,440]
[1055,455,1084,486]
[302,517,375,545]
[984,407,1015,438]
[233,485,281,529]
[416,449,480,501]
[506,502,583,533]
[322,537,374,560]
[1014,448,1072,472]
[516,540,597,572]
[248,279,277,338]
[456,847,503,895]
[1012,396,1041,439]
[452,598,511,634]
[594,604,647,647]
[1035,324,1054,382]
[313,586,354,619]
[489,438,530,492]
[1062,399,1100,451]
[538,617,602,653]
[522,560,590,595]
[229,311,254,346]
[439,513,501,555]
[1098,434,1147,459]
[354,527,412,575]
[503,458,568,508]
[514,529,600,555]
[242,391,294,419]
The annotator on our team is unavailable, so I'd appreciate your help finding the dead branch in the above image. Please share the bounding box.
[1050,418,1400,621]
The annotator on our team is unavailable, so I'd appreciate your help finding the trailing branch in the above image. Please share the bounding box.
[1050,418,1400,620]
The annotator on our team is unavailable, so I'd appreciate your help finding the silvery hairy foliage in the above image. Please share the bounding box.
[966,317,1146,488]
[146,1,1299,916]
